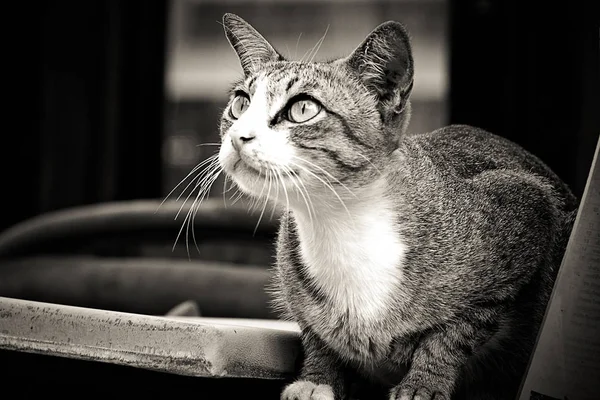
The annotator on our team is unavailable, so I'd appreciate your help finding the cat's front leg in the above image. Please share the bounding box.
[282,329,346,400]
[389,319,492,400]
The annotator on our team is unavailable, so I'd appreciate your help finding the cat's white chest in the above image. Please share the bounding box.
[295,205,406,322]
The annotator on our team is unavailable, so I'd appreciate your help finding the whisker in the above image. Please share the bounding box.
[174,158,220,220]
[158,153,218,211]
[191,164,222,214]
[190,168,222,254]
[230,188,244,205]
[356,152,381,174]
[254,169,273,236]
[174,172,205,221]
[173,213,189,254]
[172,161,222,254]
[308,24,330,63]
[294,32,303,60]
[269,165,282,220]
[182,164,222,255]
[173,164,219,252]
[284,43,292,60]
[289,160,352,221]
[275,168,291,215]
[174,157,219,204]
[300,31,323,63]
[195,143,222,147]
[222,174,230,208]
[282,166,314,223]
[291,155,356,198]
[247,166,269,215]
[173,154,219,202]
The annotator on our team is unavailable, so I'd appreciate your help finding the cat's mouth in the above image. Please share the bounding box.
[233,158,298,180]
[233,159,262,176]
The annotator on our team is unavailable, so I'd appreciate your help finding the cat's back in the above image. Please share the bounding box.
[397,124,577,209]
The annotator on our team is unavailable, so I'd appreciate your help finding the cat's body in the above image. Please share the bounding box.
[274,125,577,399]
[214,14,578,400]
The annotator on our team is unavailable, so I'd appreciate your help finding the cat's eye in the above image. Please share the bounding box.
[287,99,321,123]
[230,95,250,119]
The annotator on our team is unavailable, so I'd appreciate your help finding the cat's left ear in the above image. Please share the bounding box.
[222,13,283,76]
[344,21,414,114]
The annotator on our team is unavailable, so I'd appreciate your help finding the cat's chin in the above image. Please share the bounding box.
[227,160,301,204]
[225,159,269,195]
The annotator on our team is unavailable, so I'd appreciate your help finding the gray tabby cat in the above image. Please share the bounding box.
[215,13,578,400]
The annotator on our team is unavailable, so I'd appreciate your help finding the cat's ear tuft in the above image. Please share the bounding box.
[222,13,283,76]
[345,21,414,114]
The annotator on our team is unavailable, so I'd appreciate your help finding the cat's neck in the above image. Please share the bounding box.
[289,176,391,228]
[288,175,406,320]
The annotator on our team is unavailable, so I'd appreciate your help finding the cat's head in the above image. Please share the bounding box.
[218,13,414,211]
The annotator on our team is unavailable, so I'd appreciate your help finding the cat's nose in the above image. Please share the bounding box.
[230,131,256,151]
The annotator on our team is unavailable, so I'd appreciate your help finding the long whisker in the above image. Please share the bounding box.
[291,155,356,198]
[301,31,324,63]
[282,166,314,223]
[181,164,222,256]
[269,165,282,220]
[158,153,218,210]
[222,174,230,208]
[275,168,291,215]
[174,156,219,204]
[284,43,292,60]
[173,160,222,255]
[175,157,220,220]
[254,168,273,236]
[190,168,222,254]
[230,188,244,205]
[191,163,222,212]
[295,32,303,60]
[172,154,219,203]
[175,161,220,232]
[173,171,207,222]
[308,24,330,63]
[251,166,270,214]
[195,143,222,147]
[289,160,352,220]
[356,152,381,174]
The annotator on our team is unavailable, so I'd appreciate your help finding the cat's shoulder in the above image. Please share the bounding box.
[403,124,518,153]
[394,124,548,179]
[390,124,576,208]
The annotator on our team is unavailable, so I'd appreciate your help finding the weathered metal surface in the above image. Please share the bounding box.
[0,297,301,379]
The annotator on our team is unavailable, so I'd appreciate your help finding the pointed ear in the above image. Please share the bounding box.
[222,13,283,76]
[345,21,414,115]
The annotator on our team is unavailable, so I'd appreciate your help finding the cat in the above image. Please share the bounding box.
[214,13,578,400]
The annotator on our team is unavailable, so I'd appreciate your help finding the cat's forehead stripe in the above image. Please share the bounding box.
[285,77,299,92]
[247,76,257,96]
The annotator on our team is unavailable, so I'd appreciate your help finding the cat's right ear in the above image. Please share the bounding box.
[344,21,414,115]
[222,13,282,76]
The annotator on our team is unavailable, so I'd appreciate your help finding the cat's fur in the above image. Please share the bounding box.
[216,13,578,400]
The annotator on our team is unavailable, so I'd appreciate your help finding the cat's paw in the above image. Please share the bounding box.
[281,380,335,400]
[389,376,450,400]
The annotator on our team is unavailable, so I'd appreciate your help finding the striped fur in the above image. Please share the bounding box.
[217,13,578,400]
